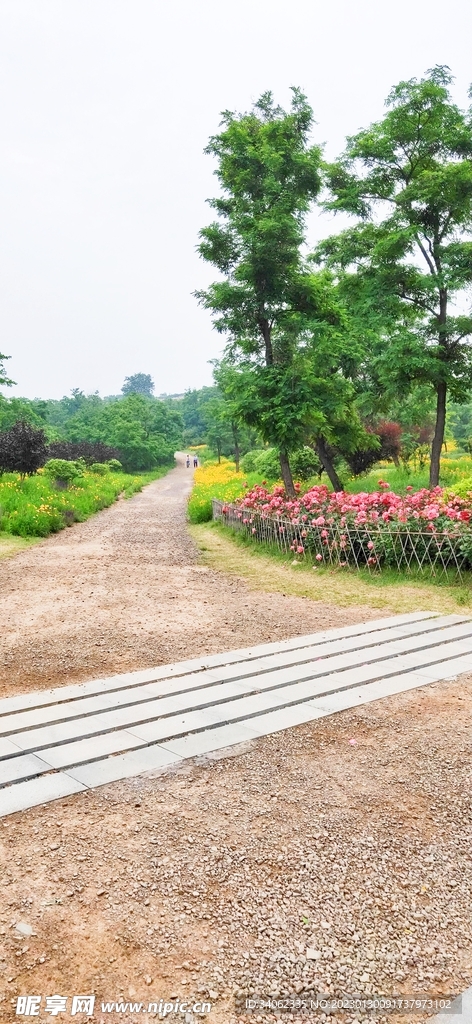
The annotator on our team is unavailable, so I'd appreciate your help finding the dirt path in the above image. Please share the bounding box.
[1,457,471,1024]
[0,455,379,701]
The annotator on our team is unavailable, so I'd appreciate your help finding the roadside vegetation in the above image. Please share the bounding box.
[0,464,167,538]
[191,520,472,613]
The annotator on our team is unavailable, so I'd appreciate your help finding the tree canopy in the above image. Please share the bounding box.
[196,88,330,494]
[317,66,472,486]
[0,352,15,389]
[121,373,155,397]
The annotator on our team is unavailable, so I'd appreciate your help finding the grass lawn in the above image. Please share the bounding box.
[0,532,41,559]
[191,520,472,614]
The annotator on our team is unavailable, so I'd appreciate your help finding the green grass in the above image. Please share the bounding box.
[343,458,472,495]
[191,520,472,614]
[0,531,41,558]
[187,461,263,523]
[0,465,170,539]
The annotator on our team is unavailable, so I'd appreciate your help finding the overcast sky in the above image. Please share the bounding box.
[0,0,471,400]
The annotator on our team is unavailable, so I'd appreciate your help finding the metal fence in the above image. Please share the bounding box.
[212,499,470,581]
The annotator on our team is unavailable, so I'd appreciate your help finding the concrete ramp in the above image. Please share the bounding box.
[1,611,471,817]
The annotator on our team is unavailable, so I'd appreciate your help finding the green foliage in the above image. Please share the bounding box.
[240,448,280,479]
[0,468,166,538]
[89,462,109,475]
[106,458,123,472]
[0,391,183,473]
[241,446,321,481]
[43,459,83,486]
[197,89,352,494]
[318,66,472,487]
[448,479,472,502]
[188,466,262,524]
[0,352,15,388]
[121,373,155,397]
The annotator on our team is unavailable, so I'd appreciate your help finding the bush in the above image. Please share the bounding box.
[448,478,472,500]
[46,440,121,465]
[43,458,83,488]
[240,448,280,480]
[241,446,321,482]
[106,458,123,472]
[290,447,322,480]
[0,421,47,477]
[89,462,109,475]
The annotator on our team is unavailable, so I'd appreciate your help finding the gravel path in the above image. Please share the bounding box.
[0,457,471,1023]
[0,456,378,700]
[0,679,471,1024]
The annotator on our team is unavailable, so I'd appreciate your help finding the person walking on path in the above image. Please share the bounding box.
[186,455,190,468]
[193,455,198,468]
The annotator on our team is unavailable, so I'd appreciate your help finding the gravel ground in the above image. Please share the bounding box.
[0,680,471,1024]
[0,457,471,1023]
[0,457,379,700]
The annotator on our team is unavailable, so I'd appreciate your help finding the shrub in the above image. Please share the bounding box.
[89,462,109,475]
[240,448,280,479]
[291,447,322,480]
[43,458,83,488]
[106,458,123,472]
[0,420,47,477]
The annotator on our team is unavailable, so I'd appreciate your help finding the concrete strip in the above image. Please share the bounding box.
[0,737,24,758]
[64,746,182,788]
[0,753,56,787]
[0,773,86,817]
[39,729,146,770]
[4,637,472,759]
[307,672,433,713]
[244,704,329,736]
[0,612,439,718]
[159,722,262,758]
[0,620,451,737]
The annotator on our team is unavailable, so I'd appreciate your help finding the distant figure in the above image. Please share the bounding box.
[193,455,198,468]
[186,455,190,468]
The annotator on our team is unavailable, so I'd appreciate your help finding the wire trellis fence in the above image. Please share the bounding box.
[212,499,471,582]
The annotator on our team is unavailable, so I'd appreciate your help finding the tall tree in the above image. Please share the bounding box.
[121,373,155,397]
[318,67,472,487]
[196,89,324,496]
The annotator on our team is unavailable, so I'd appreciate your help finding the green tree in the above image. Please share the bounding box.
[121,373,155,397]
[196,89,325,496]
[319,66,472,487]
[0,352,15,389]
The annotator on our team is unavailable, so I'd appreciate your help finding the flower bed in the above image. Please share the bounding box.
[213,480,472,576]
[0,468,165,538]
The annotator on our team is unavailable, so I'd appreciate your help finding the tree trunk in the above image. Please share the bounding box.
[429,381,447,488]
[392,453,400,468]
[260,319,273,366]
[315,436,343,492]
[231,423,240,472]
[430,286,448,488]
[217,441,221,464]
[279,448,296,497]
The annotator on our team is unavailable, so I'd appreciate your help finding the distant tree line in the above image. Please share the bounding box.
[0,381,183,474]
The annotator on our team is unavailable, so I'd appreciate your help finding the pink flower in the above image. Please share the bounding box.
[297,545,304,554]
[315,553,323,561]
[367,540,374,550]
